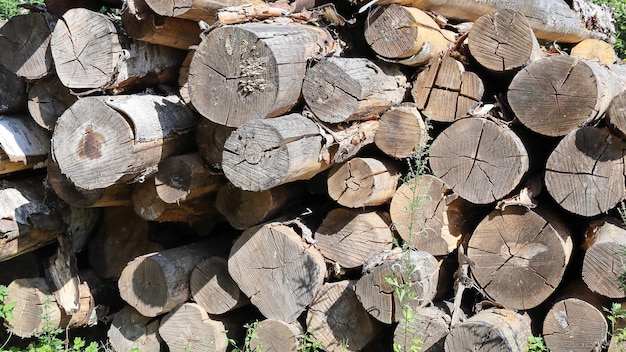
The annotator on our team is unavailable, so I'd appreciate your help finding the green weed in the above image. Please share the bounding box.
[526,335,547,352]
[385,119,432,352]
[605,302,626,351]
[297,331,325,352]
[227,321,261,352]
[0,286,98,352]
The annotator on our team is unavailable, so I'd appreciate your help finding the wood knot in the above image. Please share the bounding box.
[77,126,105,159]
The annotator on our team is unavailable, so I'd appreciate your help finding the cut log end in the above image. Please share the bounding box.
[52,98,135,190]
[543,298,608,352]
[412,56,484,122]
[222,113,328,192]
[52,8,120,88]
[429,117,529,204]
[582,219,626,298]
[390,175,462,256]
[250,319,301,352]
[314,208,393,269]
[545,127,626,217]
[468,207,572,310]
[107,306,162,352]
[327,157,400,208]
[302,57,406,123]
[189,23,334,127]
[118,256,168,318]
[0,12,54,80]
[5,278,64,338]
[355,249,439,324]
[445,308,531,351]
[228,222,326,323]
[468,9,541,72]
[190,257,246,315]
[363,4,453,65]
[158,303,228,352]
[508,55,624,137]
[374,104,427,159]
[307,280,380,352]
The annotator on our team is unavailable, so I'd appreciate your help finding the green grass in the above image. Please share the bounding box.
[0,0,39,20]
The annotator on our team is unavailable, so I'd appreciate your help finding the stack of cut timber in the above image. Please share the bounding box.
[1,0,626,351]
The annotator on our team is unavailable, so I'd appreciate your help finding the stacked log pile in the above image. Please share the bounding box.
[1,0,626,351]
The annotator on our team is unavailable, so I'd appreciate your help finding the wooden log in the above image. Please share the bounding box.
[327,157,400,208]
[176,48,195,107]
[132,175,220,225]
[429,117,529,204]
[188,22,335,127]
[374,104,427,159]
[0,114,49,175]
[0,64,26,114]
[606,90,626,139]
[411,56,484,122]
[51,8,185,92]
[302,57,407,123]
[571,38,617,65]
[144,0,263,21]
[359,0,610,43]
[196,119,234,170]
[543,298,608,352]
[214,3,293,26]
[190,256,247,315]
[158,303,228,352]
[228,222,326,322]
[544,127,626,216]
[4,277,97,338]
[249,319,301,352]
[88,207,164,279]
[27,74,77,131]
[314,208,393,270]
[222,113,328,191]
[118,239,229,317]
[52,93,197,190]
[355,248,439,324]
[582,218,626,298]
[467,206,573,310]
[0,12,55,80]
[45,234,81,315]
[222,113,378,191]
[0,178,68,262]
[215,183,305,230]
[306,280,380,352]
[508,55,626,137]
[363,4,454,66]
[444,308,531,351]
[154,152,224,204]
[107,306,163,352]
[389,175,468,256]
[122,1,201,50]
[66,207,102,253]
[46,155,133,208]
[467,9,543,73]
[393,305,450,351]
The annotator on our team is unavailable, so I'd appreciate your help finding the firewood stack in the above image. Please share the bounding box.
[1,0,625,351]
